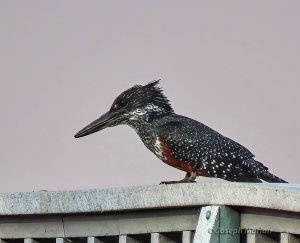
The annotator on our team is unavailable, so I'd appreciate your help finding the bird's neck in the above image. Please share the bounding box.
[126,117,158,152]
[125,105,174,142]
[126,110,169,134]
[125,114,154,131]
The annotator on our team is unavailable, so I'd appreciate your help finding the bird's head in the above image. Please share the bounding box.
[74,80,173,138]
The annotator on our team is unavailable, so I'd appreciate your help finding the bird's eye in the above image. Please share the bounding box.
[111,101,126,111]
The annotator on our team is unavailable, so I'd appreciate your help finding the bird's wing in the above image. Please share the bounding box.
[156,118,256,179]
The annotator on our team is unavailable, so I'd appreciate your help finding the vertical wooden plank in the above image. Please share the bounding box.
[150,233,178,243]
[247,233,277,243]
[56,238,69,243]
[151,233,161,243]
[119,236,127,243]
[88,237,104,243]
[193,206,220,243]
[281,233,300,243]
[25,239,38,243]
[182,231,193,243]
[219,206,240,243]
[246,233,256,243]
[119,235,140,243]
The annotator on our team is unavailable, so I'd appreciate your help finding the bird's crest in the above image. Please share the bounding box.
[111,79,174,113]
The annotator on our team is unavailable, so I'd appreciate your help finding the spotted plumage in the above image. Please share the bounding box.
[75,80,287,183]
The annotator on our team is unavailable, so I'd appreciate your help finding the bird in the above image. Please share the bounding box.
[74,80,287,183]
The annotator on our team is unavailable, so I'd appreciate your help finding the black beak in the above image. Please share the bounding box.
[74,110,121,138]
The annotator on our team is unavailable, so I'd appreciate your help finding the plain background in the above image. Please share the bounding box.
[1,1,299,193]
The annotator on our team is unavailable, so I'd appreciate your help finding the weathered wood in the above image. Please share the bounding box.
[150,233,178,243]
[247,233,277,243]
[119,235,130,243]
[24,239,38,243]
[241,213,300,235]
[0,184,299,240]
[56,238,69,243]
[88,237,104,243]
[193,206,240,243]
[119,235,141,243]
[281,233,300,243]
[151,233,161,243]
[193,206,220,243]
[0,217,63,238]
[0,208,197,238]
[0,183,299,216]
[182,231,193,243]
[63,209,198,237]
[219,206,240,243]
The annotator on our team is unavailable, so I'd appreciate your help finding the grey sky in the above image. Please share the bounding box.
[0,1,299,192]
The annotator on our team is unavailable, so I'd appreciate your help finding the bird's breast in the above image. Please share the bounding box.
[153,136,194,173]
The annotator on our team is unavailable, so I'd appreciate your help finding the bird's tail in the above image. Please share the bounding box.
[260,171,287,183]
[254,159,287,183]
[244,159,287,183]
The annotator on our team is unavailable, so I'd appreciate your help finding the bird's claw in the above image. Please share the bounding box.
[160,180,196,185]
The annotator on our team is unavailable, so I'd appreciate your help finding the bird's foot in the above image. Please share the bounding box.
[160,180,196,184]
[160,172,197,185]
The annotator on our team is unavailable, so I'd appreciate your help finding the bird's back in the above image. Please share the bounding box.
[147,114,285,182]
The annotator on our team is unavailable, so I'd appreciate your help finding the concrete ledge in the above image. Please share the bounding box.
[0,182,299,216]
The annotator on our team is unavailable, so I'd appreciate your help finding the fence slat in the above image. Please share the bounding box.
[24,239,38,243]
[247,233,277,243]
[56,238,69,243]
[281,233,300,243]
[182,231,193,243]
[88,237,104,243]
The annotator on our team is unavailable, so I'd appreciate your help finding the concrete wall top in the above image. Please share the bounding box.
[0,182,299,216]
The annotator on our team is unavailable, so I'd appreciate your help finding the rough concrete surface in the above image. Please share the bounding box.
[0,182,299,216]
